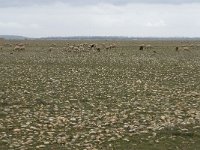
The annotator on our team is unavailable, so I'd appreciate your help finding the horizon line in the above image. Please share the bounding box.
[2,35,200,40]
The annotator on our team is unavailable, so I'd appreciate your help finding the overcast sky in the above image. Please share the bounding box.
[1,0,200,37]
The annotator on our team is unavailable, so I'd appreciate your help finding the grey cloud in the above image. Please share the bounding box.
[0,0,200,7]
[1,0,200,37]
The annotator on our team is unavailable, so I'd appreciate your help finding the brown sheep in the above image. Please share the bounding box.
[90,44,96,49]
[139,44,145,50]
[175,46,179,51]
[106,46,111,50]
[96,47,101,52]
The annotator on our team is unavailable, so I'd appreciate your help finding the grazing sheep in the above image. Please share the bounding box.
[190,44,194,47]
[17,43,24,47]
[146,44,152,49]
[14,46,21,51]
[96,47,101,52]
[51,43,57,47]
[101,43,106,49]
[105,44,116,50]
[196,44,200,47]
[62,47,67,51]
[79,46,85,52]
[110,43,117,49]
[49,47,53,52]
[79,44,84,47]
[176,46,190,52]
[83,43,88,47]
[14,45,25,51]
[175,46,179,51]
[73,47,79,52]
[183,46,189,51]
[139,44,145,50]
[106,46,111,50]
[20,45,25,51]
[88,44,97,51]
[68,46,74,52]
[90,44,96,49]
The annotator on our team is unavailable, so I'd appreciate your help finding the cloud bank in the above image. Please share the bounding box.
[0,0,200,8]
[0,0,200,37]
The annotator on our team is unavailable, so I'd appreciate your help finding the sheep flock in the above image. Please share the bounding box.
[48,43,117,53]
[0,39,200,55]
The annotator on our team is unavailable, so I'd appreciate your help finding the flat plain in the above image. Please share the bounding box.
[0,40,200,150]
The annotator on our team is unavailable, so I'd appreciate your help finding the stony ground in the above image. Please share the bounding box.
[0,40,200,150]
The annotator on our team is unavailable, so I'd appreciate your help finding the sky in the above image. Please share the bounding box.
[1,0,200,38]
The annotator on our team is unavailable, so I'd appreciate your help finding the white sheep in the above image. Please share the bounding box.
[106,46,111,50]
[183,46,189,51]
[83,43,88,47]
[176,46,190,52]
[111,43,117,48]
[79,46,85,52]
[68,46,74,52]
[62,47,67,51]
[17,43,24,47]
[49,47,53,52]
[146,44,152,49]
[14,46,21,51]
[51,43,57,47]
[73,46,79,52]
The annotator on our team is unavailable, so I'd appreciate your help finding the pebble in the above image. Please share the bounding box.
[36,145,46,149]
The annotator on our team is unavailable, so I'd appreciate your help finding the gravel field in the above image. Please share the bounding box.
[1,40,200,149]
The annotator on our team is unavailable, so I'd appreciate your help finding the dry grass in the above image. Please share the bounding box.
[0,40,200,149]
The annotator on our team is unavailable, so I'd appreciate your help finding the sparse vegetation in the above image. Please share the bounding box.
[0,40,200,149]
